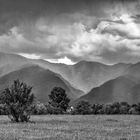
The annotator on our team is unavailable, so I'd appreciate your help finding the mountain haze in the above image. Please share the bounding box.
[71,61,131,92]
[1,52,140,104]
[0,52,131,93]
[75,62,140,104]
[0,65,83,103]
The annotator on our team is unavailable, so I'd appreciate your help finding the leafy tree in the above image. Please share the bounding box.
[0,80,35,122]
[92,104,103,114]
[119,102,130,114]
[136,103,140,114]
[74,100,92,115]
[111,102,120,114]
[48,87,70,113]
[103,104,113,114]
[129,106,139,114]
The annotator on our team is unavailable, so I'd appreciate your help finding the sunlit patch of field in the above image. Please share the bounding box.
[0,115,140,139]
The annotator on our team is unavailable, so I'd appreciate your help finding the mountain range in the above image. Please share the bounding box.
[75,62,140,104]
[1,52,140,104]
[0,52,131,92]
[0,65,83,102]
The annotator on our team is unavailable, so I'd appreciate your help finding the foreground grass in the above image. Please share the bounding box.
[0,115,140,139]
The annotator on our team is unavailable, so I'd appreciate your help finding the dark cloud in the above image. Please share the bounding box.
[0,0,138,32]
[0,0,140,64]
[0,0,138,24]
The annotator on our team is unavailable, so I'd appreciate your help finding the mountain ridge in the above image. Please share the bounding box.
[0,65,84,102]
[74,62,140,105]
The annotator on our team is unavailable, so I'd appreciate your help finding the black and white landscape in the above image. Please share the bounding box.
[1,51,140,105]
[0,0,140,139]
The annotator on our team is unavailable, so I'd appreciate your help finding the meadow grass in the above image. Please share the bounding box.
[0,115,139,139]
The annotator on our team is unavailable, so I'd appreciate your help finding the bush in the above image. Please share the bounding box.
[92,104,103,114]
[46,104,64,114]
[0,80,35,122]
[73,100,92,115]
[33,103,47,115]
[119,102,130,114]
[110,102,120,114]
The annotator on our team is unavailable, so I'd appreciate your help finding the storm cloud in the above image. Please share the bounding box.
[0,0,140,64]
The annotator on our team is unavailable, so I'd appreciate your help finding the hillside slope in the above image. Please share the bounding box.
[0,65,83,103]
[0,52,131,93]
[75,62,140,104]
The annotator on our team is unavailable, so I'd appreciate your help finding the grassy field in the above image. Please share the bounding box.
[0,115,140,140]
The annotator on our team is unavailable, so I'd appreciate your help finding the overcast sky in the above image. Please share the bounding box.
[0,0,140,64]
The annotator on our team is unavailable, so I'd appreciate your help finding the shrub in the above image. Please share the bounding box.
[119,102,130,114]
[92,104,103,114]
[33,103,47,115]
[46,104,64,114]
[0,80,35,122]
[73,100,92,115]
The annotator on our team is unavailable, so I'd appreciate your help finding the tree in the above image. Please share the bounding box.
[103,104,113,114]
[119,102,130,114]
[92,104,103,114]
[0,80,35,122]
[136,103,140,114]
[129,106,139,115]
[48,87,70,113]
[74,100,92,115]
[111,102,120,114]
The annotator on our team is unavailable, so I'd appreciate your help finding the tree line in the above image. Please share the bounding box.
[33,100,140,115]
[0,80,140,123]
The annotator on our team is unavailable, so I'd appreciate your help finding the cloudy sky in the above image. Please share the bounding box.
[0,0,140,64]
